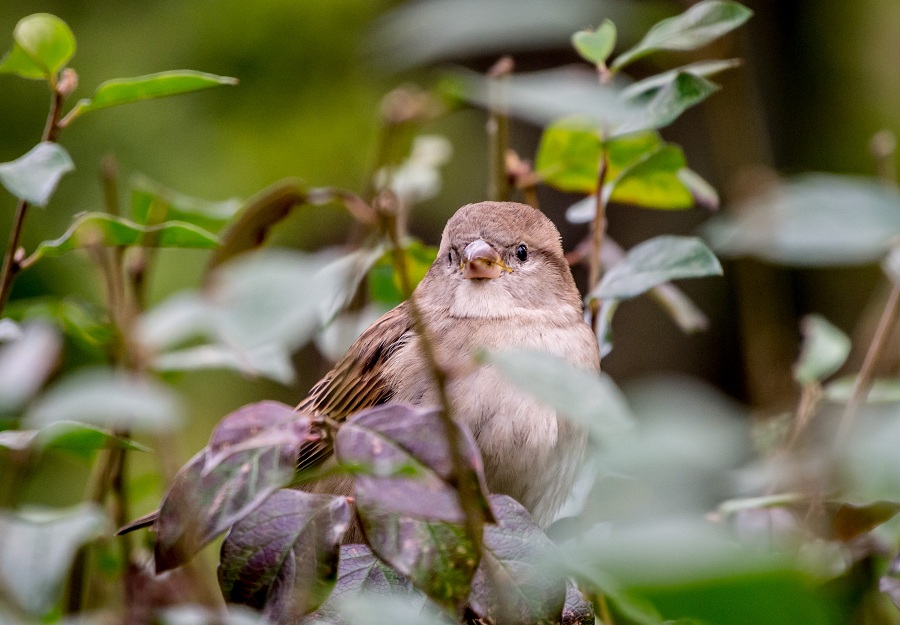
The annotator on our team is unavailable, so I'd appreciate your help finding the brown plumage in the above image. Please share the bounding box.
[300,201,599,528]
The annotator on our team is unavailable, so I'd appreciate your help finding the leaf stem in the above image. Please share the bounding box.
[0,83,67,314]
[837,283,900,441]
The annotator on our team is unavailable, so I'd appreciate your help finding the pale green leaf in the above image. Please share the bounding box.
[704,174,900,266]
[482,349,633,442]
[572,20,617,65]
[594,235,723,300]
[613,72,719,137]
[0,142,74,207]
[793,314,851,385]
[26,367,183,433]
[0,321,60,412]
[611,1,752,71]
[0,504,108,616]
[824,377,900,404]
[621,59,741,100]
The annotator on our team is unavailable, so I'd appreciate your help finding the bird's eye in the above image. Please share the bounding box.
[448,250,453,265]
[516,244,528,262]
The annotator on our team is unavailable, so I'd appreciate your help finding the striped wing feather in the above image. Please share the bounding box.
[295,302,412,472]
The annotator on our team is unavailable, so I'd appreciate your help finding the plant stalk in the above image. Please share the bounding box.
[587,150,609,292]
[837,283,900,441]
[0,85,66,314]
[487,56,513,202]
[380,197,486,566]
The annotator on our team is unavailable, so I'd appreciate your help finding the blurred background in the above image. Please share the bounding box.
[1,0,899,513]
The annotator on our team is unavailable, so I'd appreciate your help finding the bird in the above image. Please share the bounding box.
[119,201,599,537]
[299,200,600,529]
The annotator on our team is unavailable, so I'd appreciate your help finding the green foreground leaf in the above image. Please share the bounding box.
[0,13,75,80]
[595,235,722,301]
[0,504,109,616]
[0,142,74,207]
[64,70,238,122]
[483,349,633,443]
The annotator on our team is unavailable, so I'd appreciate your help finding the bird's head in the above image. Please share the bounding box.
[418,201,582,321]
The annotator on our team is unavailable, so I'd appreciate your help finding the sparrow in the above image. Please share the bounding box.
[120,201,599,538]
[300,201,600,529]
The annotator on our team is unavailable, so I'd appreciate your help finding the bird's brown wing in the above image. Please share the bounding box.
[295,302,413,473]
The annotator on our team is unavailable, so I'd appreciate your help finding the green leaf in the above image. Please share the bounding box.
[621,59,741,100]
[65,70,238,122]
[677,167,720,209]
[205,179,308,275]
[367,241,438,307]
[792,314,851,385]
[594,235,722,300]
[704,174,900,266]
[824,376,900,403]
[0,420,149,460]
[152,344,296,385]
[26,366,183,433]
[481,349,633,443]
[0,504,108,616]
[606,145,693,209]
[5,297,112,353]
[613,72,719,137]
[535,118,602,194]
[572,20,617,65]
[0,14,75,80]
[611,1,752,71]
[0,142,74,207]
[0,321,60,412]
[130,174,243,232]
[29,213,219,263]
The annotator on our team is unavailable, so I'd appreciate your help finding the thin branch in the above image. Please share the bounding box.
[487,56,513,202]
[587,150,609,292]
[0,82,67,314]
[837,283,900,441]
[379,194,486,562]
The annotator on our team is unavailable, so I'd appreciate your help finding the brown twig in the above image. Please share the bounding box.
[487,56,513,202]
[837,283,900,442]
[378,193,486,563]
[0,81,68,314]
[587,150,609,293]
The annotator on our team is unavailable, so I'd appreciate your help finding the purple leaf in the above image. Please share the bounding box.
[154,401,309,573]
[469,495,566,625]
[562,581,594,625]
[219,489,350,621]
[302,544,424,625]
[335,404,491,608]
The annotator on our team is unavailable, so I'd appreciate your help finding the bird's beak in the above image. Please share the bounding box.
[461,239,510,279]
